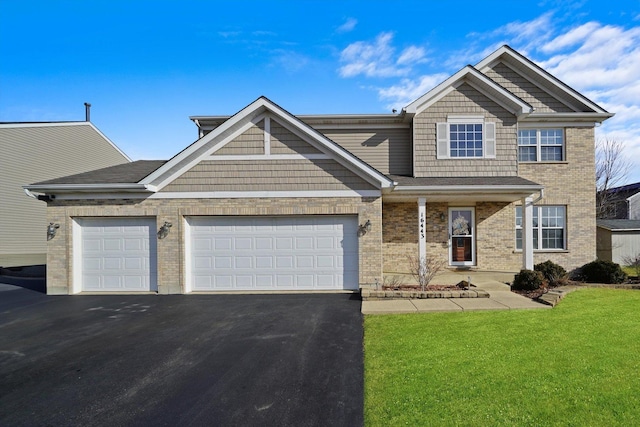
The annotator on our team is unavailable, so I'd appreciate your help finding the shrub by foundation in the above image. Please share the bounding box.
[512,269,545,291]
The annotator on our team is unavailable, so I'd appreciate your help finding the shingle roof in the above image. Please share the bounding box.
[387,175,541,187]
[597,219,640,231]
[31,160,166,185]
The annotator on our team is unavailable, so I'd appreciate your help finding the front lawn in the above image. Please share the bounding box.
[365,288,640,426]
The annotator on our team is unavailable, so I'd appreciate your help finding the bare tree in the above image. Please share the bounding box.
[407,255,446,291]
[595,137,632,218]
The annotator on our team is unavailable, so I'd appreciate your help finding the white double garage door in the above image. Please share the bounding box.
[77,216,359,292]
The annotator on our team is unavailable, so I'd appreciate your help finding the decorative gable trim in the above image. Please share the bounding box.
[475,45,613,117]
[140,97,394,191]
[404,66,533,117]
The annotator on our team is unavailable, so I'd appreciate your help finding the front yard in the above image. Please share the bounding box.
[364,288,640,426]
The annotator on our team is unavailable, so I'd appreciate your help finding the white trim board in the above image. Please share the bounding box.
[52,190,381,200]
[207,154,330,161]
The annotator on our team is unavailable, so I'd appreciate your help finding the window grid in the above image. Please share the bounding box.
[518,129,564,162]
[515,206,565,250]
[450,124,483,158]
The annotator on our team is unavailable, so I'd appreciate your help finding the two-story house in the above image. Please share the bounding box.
[26,45,612,295]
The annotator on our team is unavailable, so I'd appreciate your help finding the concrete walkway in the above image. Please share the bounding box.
[362,270,551,314]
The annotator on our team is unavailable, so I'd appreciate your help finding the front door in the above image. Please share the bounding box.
[449,208,475,266]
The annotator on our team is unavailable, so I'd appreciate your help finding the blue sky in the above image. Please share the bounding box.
[1,0,639,183]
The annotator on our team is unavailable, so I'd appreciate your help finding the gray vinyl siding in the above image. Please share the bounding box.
[213,120,265,155]
[484,62,574,113]
[629,194,640,220]
[320,128,411,175]
[161,159,376,192]
[0,124,129,266]
[414,83,518,177]
[270,121,322,154]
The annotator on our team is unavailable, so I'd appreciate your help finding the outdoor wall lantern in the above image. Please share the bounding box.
[47,223,60,241]
[358,219,372,236]
[440,212,446,221]
[158,221,172,239]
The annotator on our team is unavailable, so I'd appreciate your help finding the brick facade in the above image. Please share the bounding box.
[46,196,382,295]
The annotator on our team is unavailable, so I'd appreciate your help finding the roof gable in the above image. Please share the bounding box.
[403,65,533,117]
[475,45,612,117]
[142,97,394,190]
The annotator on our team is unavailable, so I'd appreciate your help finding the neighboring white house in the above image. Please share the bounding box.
[0,122,130,267]
[596,219,640,265]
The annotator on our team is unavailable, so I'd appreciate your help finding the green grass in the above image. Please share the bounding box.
[364,288,640,426]
[622,265,638,277]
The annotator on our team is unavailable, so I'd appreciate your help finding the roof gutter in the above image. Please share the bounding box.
[392,184,544,193]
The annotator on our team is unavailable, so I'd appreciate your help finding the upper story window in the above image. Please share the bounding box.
[518,128,564,162]
[437,116,496,159]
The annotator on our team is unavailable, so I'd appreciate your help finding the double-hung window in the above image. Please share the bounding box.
[515,206,566,250]
[518,128,564,161]
[437,116,496,159]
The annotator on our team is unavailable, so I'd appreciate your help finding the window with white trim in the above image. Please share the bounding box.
[437,117,495,159]
[515,205,566,250]
[518,128,564,162]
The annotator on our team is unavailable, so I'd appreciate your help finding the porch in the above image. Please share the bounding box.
[382,175,544,273]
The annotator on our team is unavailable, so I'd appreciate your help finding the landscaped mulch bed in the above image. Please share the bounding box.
[361,281,489,300]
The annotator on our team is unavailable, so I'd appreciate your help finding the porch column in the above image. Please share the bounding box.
[418,197,426,260]
[522,196,534,270]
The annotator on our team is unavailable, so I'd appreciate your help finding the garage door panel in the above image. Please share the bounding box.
[236,256,252,268]
[187,215,358,291]
[214,256,232,269]
[193,238,212,251]
[297,256,314,268]
[256,256,273,268]
[255,238,272,250]
[78,218,157,292]
[235,237,252,250]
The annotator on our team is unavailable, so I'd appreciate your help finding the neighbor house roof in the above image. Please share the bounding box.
[597,219,640,231]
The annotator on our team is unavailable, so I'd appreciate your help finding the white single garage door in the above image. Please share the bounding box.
[77,218,157,292]
[186,216,358,291]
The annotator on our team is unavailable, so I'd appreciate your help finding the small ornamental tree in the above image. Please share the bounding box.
[407,255,446,291]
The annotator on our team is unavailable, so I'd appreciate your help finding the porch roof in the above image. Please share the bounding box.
[384,175,543,203]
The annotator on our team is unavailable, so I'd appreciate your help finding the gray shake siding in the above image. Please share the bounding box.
[161,159,376,192]
[414,83,518,177]
[320,128,412,175]
[484,63,573,113]
[270,121,322,154]
[213,121,265,155]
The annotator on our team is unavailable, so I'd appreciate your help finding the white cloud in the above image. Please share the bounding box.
[338,32,426,78]
[378,73,449,110]
[269,50,310,73]
[397,46,426,65]
[540,21,600,53]
[336,18,357,34]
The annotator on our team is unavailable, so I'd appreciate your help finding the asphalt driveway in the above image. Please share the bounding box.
[0,284,363,426]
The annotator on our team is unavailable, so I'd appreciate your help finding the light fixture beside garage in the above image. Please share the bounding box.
[358,219,372,236]
[158,221,172,239]
[47,222,60,240]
